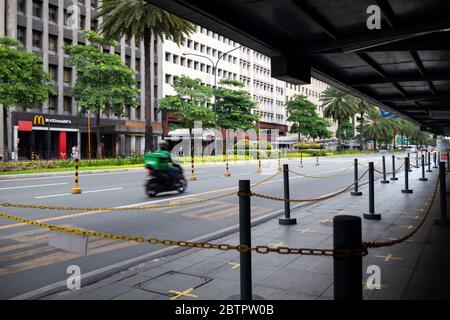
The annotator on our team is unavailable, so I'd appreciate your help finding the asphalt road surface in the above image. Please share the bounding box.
[0,153,402,299]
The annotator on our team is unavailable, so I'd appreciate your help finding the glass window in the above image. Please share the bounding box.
[17,27,26,46]
[49,95,57,110]
[17,0,26,14]
[91,18,99,31]
[32,30,42,49]
[49,65,58,81]
[49,5,58,23]
[32,0,43,19]
[48,35,58,52]
[63,68,71,83]
[63,96,72,112]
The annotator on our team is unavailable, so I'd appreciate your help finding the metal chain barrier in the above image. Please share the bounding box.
[363,175,439,248]
[0,170,282,212]
[0,211,366,257]
[288,163,354,179]
[245,168,369,203]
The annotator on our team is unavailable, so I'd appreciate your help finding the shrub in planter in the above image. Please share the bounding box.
[293,142,322,150]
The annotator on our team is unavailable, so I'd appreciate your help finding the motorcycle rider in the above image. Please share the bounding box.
[154,140,180,186]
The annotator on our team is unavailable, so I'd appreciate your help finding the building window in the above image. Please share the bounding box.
[165,74,172,84]
[49,65,58,81]
[173,54,179,64]
[64,39,71,54]
[48,35,58,52]
[49,95,57,110]
[135,58,141,72]
[63,96,72,112]
[32,31,42,49]
[91,18,99,31]
[165,52,171,62]
[17,27,26,46]
[63,68,72,84]
[17,0,26,14]
[48,5,58,24]
[91,0,98,8]
[32,0,43,19]
[125,56,131,68]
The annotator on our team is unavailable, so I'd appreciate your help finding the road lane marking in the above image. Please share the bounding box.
[0,165,352,230]
[34,187,124,199]
[0,183,68,191]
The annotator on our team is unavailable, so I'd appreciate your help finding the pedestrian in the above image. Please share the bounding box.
[71,146,79,160]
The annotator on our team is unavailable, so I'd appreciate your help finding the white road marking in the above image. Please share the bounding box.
[34,187,124,199]
[0,183,67,190]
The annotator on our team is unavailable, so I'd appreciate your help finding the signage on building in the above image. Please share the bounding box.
[33,115,72,126]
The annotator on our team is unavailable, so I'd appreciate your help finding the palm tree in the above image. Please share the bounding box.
[363,109,393,150]
[95,0,195,152]
[355,99,376,149]
[397,118,415,147]
[320,87,357,150]
[385,118,402,149]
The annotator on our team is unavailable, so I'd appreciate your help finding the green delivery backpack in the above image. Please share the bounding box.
[144,151,171,171]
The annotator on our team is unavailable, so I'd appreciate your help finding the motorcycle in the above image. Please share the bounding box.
[145,163,187,197]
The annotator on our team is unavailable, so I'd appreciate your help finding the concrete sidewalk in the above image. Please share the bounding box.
[44,164,450,300]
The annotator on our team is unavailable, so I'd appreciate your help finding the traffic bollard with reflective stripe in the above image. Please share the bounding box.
[390,155,398,181]
[299,152,304,168]
[427,151,432,172]
[71,159,82,194]
[239,180,252,300]
[419,154,428,181]
[363,162,381,220]
[351,159,362,196]
[279,164,297,225]
[333,215,363,300]
[435,162,450,226]
[402,157,413,194]
[380,155,389,184]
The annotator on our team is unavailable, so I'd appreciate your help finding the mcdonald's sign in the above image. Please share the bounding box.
[33,115,45,126]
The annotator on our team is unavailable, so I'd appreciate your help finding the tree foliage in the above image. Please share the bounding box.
[65,31,139,158]
[95,0,196,152]
[158,76,215,129]
[214,79,257,130]
[0,36,54,108]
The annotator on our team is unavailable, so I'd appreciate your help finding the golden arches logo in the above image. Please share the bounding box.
[33,115,45,125]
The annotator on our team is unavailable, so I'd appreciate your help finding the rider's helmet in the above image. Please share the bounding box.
[158,140,170,151]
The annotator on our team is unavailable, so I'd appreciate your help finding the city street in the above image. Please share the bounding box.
[0,153,389,299]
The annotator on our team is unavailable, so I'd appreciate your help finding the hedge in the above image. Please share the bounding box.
[293,143,322,150]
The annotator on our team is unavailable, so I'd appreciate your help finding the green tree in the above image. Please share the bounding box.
[363,109,393,149]
[95,0,196,153]
[310,117,333,141]
[0,36,54,158]
[320,87,357,150]
[355,99,376,149]
[214,79,257,130]
[65,31,139,159]
[159,76,215,154]
[286,95,319,142]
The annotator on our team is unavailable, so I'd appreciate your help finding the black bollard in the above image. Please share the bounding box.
[363,162,381,220]
[279,164,297,225]
[435,162,450,226]
[433,152,438,169]
[402,157,413,194]
[351,159,362,196]
[407,153,412,172]
[238,180,252,300]
[419,154,428,181]
[390,155,398,181]
[380,155,389,184]
[333,215,363,300]
[415,152,419,168]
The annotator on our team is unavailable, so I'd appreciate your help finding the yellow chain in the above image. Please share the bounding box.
[288,163,354,179]
[0,211,364,256]
[246,168,369,203]
[363,175,439,248]
[0,171,281,212]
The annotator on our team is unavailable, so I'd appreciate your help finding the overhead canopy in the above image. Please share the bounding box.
[150,0,450,135]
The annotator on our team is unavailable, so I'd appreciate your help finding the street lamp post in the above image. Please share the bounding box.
[183,45,242,175]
